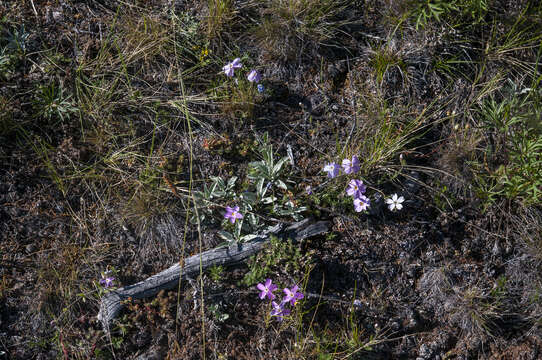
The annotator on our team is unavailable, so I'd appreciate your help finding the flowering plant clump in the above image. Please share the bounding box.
[345,178,370,212]
[321,155,372,213]
[223,58,242,77]
[256,279,304,322]
[323,155,361,179]
[386,193,404,211]
[224,205,243,224]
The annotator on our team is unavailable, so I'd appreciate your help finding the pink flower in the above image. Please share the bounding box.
[283,285,304,306]
[257,279,278,300]
[223,58,243,77]
[224,206,243,224]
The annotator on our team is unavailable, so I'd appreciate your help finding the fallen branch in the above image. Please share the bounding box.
[98,219,330,331]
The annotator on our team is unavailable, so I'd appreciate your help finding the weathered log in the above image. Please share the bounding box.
[98,219,330,331]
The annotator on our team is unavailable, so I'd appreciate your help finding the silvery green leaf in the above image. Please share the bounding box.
[217,231,235,242]
[291,213,304,221]
[247,213,258,227]
[273,157,289,175]
[275,208,291,216]
[227,176,238,189]
[248,160,263,170]
[241,234,259,242]
[213,190,226,197]
[234,220,243,238]
[209,182,218,198]
[276,180,288,190]
[210,176,225,188]
[287,145,295,166]
[262,196,276,204]
[256,177,265,197]
[241,191,257,205]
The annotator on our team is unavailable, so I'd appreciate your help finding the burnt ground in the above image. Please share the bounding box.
[1,0,542,359]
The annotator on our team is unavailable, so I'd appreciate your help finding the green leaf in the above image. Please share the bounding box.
[276,179,288,191]
[241,191,257,205]
[247,213,258,228]
[227,176,238,189]
[217,231,235,242]
[256,177,265,197]
[272,156,289,176]
[262,196,277,204]
[241,234,259,242]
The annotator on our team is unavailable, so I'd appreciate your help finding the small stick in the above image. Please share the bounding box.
[29,0,38,17]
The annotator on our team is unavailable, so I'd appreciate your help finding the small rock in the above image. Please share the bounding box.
[25,244,36,253]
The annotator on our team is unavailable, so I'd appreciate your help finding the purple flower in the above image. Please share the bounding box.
[257,278,278,300]
[305,185,313,195]
[342,155,360,174]
[100,277,115,288]
[353,195,370,212]
[283,285,304,306]
[247,69,262,83]
[346,179,366,198]
[270,301,291,321]
[323,163,341,178]
[257,84,265,93]
[224,206,243,224]
[223,58,242,77]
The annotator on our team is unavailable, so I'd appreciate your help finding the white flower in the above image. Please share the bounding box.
[385,193,404,211]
